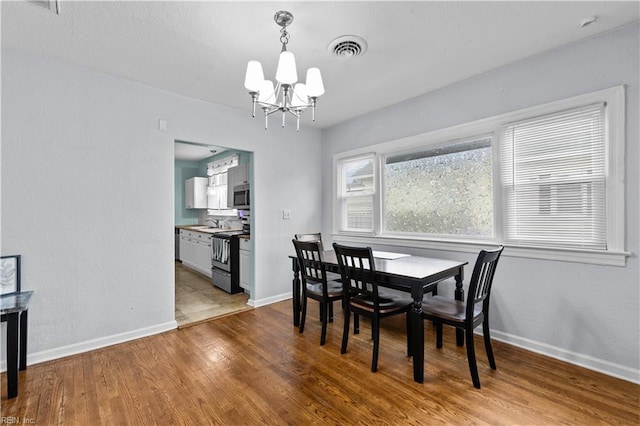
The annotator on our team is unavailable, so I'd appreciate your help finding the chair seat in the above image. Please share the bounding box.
[326,271,342,282]
[306,280,344,298]
[350,294,412,314]
[421,296,482,323]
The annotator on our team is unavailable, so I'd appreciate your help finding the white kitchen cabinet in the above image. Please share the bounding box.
[227,164,249,207]
[185,177,208,209]
[179,229,212,277]
[239,237,251,292]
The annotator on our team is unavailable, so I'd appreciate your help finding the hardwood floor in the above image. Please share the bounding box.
[175,261,250,327]
[2,300,638,424]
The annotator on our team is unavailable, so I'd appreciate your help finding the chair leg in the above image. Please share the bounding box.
[436,321,443,349]
[371,317,380,372]
[341,309,351,354]
[354,313,360,335]
[406,312,413,356]
[320,302,328,346]
[299,296,307,334]
[465,326,481,389]
[329,301,334,323]
[483,320,496,370]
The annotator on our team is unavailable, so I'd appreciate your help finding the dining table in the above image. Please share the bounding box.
[290,249,468,383]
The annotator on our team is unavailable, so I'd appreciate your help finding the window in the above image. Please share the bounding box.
[333,86,626,265]
[384,137,493,237]
[501,105,606,249]
[337,155,375,232]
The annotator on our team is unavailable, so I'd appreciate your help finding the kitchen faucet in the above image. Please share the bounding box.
[206,218,220,228]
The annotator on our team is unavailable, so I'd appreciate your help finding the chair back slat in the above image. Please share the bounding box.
[333,243,378,304]
[466,246,504,319]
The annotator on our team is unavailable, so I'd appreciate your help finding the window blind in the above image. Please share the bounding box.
[501,104,606,249]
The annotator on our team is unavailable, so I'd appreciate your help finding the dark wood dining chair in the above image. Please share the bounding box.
[292,239,344,345]
[295,233,341,322]
[421,246,504,388]
[333,243,413,372]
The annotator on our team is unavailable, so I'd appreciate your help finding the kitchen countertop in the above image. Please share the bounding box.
[176,225,243,235]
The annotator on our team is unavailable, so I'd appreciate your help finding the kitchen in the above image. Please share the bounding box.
[174,141,253,326]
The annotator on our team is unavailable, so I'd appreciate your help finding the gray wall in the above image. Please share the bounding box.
[322,24,640,382]
[1,47,323,365]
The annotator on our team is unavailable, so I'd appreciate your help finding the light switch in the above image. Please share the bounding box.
[158,119,168,131]
[283,209,291,219]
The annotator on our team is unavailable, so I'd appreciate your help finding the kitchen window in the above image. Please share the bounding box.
[333,86,627,265]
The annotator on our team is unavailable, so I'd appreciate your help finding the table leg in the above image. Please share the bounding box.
[6,312,18,399]
[292,257,301,327]
[455,267,465,346]
[19,310,28,371]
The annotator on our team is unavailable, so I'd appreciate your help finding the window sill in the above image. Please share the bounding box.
[331,233,631,267]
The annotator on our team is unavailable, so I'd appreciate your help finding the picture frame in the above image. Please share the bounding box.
[0,255,21,295]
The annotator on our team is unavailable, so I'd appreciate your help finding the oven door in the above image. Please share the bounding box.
[211,236,231,271]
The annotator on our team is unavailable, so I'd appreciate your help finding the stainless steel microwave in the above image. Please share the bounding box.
[233,183,250,209]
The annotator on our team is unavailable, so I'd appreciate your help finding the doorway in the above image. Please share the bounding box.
[174,140,253,327]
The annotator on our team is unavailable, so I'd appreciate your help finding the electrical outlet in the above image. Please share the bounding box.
[283,209,291,219]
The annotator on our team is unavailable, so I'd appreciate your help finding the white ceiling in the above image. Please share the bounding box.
[2,1,639,131]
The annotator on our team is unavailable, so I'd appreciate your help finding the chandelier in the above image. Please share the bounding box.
[244,11,325,131]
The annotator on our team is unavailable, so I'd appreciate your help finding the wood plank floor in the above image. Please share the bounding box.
[2,300,638,425]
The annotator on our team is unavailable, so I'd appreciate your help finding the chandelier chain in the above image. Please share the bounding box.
[280,27,289,45]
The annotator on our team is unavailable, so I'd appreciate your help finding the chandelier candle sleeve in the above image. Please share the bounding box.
[244,61,264,92]
[243,10,324,131]
[276,51,298,85]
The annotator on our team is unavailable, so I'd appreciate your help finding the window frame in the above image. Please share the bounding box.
[332,86,628,266]
[335,153,377,234]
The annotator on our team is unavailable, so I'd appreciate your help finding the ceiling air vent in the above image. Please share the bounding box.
[25,0,59,14]
[328,35,368,59]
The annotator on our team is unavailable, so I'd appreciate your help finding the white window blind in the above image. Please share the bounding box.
[501,104,606,249]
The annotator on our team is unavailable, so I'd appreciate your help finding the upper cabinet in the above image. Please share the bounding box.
[227,164,249,206]
[185,177,208,209]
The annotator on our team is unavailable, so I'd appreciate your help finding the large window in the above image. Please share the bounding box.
[333,87,626,265]
[384,137,493,237]
[501,105,606,249]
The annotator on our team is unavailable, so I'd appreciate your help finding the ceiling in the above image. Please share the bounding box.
[2,1,639,132]
[174,141,226,162]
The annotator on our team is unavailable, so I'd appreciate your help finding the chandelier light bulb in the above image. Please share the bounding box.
[244,60,264,92]
[305,67,325,97]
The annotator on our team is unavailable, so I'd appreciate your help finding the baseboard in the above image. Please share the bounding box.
[1,320,178,372]
[251,292,292,308]
[490,329,640,385]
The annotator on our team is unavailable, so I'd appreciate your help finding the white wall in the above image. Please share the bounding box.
[321,24,640,382]
[0,47,323,364]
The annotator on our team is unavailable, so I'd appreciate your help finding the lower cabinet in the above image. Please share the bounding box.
[179,229,212,277]
[239,237,251,292]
